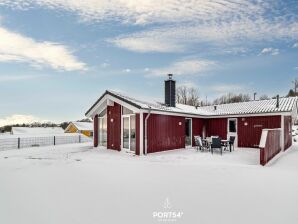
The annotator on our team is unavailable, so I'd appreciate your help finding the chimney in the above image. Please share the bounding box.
[165,74,176,107]
[276,95,280,108]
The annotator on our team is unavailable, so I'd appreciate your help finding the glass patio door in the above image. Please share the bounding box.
[122,114,136,152]
[123,116,130,149]
[227,118,238,147]
[185,118,192,147]
[98,109,107,147]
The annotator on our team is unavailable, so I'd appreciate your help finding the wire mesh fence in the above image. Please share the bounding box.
[0,134,92,151]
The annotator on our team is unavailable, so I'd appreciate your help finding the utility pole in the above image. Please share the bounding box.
[293,78,298,94]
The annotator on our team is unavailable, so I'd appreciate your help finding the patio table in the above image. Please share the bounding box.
[202,138,232,152]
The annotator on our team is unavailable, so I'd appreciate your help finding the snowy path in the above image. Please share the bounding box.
[0,143,297,224]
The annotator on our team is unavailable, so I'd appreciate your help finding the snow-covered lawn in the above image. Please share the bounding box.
[0,143,297,224]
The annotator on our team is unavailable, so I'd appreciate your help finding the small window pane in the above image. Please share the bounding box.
[130,115,136,152]
[99,109,107,117]
[122,106,133,115]
[229,120,236,133]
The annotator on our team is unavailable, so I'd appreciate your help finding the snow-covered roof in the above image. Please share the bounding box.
[11,127,64,135]
[86,90,298,117]
[69,122,93,131]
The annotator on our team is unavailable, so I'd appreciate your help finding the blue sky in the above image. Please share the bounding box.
[0,0,297,125]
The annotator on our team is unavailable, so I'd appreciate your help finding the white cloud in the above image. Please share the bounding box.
[109,18,298,53]
[0,26,87,71]
[149,59,216,76]
[0,114,48,127]
[177,81,198,89]
[100,62,110,68]
[1,1,297,54]
[123,68,131,73]
[0,0,267,25]
[211,84,244,93]
[293,43,298,48]
[260,47,279,56]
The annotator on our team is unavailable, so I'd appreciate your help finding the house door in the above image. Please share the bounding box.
[185,118,192,148]
[122,115,136,152]
[227,118,238,147]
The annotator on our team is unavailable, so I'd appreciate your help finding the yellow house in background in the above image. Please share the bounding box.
[65,122,93,137]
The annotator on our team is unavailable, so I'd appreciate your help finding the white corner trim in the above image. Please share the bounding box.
[139,112,144,155]
[281,115,285,151]
[259,130,268,148]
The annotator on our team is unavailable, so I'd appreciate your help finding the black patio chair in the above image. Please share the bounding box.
[194,136,204,151]
[229,136,236,151]
[211,137,223,155]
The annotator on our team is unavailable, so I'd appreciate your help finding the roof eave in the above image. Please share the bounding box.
[85,90,142,117]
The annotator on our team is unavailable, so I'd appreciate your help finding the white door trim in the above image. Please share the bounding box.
[227,118,238,147]
[139,113,144,155]
[122,115,131,152]
[121,112,136,153]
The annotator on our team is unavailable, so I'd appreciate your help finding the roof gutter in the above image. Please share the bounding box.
[144,107,152,155]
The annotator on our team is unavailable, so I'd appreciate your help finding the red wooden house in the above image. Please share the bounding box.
[85,75,297,155]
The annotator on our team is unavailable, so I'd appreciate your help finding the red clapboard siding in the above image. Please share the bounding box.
[260,129,281,166]
[107,103,121,151]
[146,114,185,153]
[192,118,205,146]
[284,116,292,150]
[93,114,98,147]
[206,118,227,139]
[238,116,281,148]
[135,113,140,155]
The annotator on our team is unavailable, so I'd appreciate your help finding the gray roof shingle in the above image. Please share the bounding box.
[86,90,298,117]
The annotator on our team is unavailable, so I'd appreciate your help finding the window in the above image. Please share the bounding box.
[99,109,107,117]
[229,119,237,133]
[122,106,133,115]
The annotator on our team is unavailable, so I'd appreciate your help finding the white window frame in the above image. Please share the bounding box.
[121,106,136,153]
[227,118,238,147]
[185,118,192,148]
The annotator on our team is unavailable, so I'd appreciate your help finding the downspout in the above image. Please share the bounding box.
[144,106,152,155]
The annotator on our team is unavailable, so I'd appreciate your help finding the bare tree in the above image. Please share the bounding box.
[176,86,188,104]
[293,78,298,94]
[176,86,200,106]
[187,88,200,106]
[213,93,251,105]
[259,94,270,100]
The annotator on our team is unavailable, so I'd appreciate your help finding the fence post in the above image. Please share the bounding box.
[18,137,20,149]
[54,136,56,146]
[79,135,81,143]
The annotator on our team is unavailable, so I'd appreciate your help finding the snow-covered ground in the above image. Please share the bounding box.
[0,143,297,224]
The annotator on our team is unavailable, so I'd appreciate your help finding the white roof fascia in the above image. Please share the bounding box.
[87,94,141,117]
[139,108,292,119]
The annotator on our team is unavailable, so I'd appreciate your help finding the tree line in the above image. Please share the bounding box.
[176,77,297,107]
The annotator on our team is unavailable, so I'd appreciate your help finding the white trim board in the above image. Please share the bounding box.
[87,94,141,117]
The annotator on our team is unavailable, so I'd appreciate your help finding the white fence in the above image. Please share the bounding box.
[0,134,92,151]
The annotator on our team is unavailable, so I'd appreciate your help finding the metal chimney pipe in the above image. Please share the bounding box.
[164,74,176,107]
[276,95,280,108]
